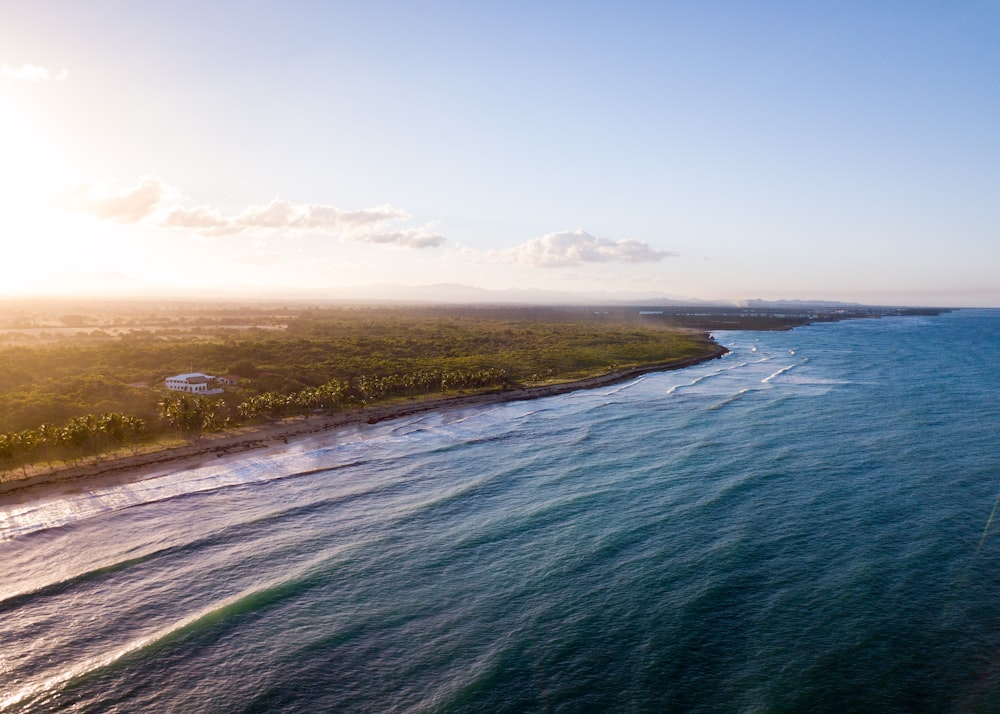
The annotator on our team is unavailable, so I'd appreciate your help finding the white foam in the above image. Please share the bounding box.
[601,375,647,396]
[762,364,797,383]
[709,388,755,410]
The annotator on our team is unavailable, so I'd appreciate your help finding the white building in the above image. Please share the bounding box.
[164,373,225,395]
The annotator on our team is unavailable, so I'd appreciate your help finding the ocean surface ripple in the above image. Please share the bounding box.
[2,310,1000,712]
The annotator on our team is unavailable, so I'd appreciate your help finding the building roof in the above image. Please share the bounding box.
[167,372,215,383]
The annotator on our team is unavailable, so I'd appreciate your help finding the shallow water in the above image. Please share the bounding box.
[2,309,999,712]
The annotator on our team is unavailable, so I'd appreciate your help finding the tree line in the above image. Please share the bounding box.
[0,412,148,478]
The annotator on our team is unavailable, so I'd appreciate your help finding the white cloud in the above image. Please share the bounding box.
[67,176,171,223]
[290,203,410,231]
[1,64,68,81]
[348,227,446,249]
[201,199,411,235]
[509,230,676,268]
[161,205,231,234]
[69,177,445,249]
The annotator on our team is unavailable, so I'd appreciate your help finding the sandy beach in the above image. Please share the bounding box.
[0,345,728,507]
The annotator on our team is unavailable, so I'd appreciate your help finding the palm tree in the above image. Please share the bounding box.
[35,422,58,468]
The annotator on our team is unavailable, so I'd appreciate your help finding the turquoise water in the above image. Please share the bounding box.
[2,309,1000,712]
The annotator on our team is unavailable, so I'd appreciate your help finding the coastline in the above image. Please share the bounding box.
[0,343,728,506]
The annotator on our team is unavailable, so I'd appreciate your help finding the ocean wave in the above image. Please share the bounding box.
[666,357,771,396]
[0,459,369,542]
[387,413,443,436]
[601,375,647,397]
[0,553,336,711]
[762,364,797,383]
[0,480,382,607]
[511,407,553,420]
[709,388,756,410]
[666,369,725,395]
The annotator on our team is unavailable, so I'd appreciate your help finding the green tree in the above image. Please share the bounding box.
[158,395,225,437]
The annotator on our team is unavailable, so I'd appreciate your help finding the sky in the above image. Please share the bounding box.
[1,1,998,306]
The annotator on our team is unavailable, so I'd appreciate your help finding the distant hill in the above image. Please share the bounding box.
[7,274,916,310]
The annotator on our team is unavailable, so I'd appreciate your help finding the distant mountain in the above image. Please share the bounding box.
[318,283,713,306]
[319,285,873,309]
[741,298,865,309]
[10,275,889,309]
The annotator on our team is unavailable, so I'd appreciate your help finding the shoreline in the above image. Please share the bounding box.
[0,344,728,506]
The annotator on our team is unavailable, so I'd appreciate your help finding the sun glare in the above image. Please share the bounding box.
[0,93,87,290]
[0,95,63,197]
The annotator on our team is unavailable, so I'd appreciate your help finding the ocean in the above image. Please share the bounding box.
[2,309,999,712]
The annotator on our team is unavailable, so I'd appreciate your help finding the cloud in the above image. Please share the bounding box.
[509,230,676,268]
[161,205,231,233]
[166,199,411,236]
[282,203,410,231]
[67,176,171,223]
[70,176,445,249]
[162,199,423,242]
[348,227,446,249]
[1,64,68,81]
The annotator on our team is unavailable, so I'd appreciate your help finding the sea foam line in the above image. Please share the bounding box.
[709,388,755,410]
[666,357,764,395]
[762,364,797,383]
[666,368,725,395]
[0,453,366,542]
[601,375,647,396]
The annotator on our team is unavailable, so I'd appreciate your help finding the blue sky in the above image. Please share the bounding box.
[1,1,998,305]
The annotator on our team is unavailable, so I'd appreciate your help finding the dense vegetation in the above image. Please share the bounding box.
[0,304,718,478]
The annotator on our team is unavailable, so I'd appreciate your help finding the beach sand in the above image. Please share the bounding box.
[0,345,727,507]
